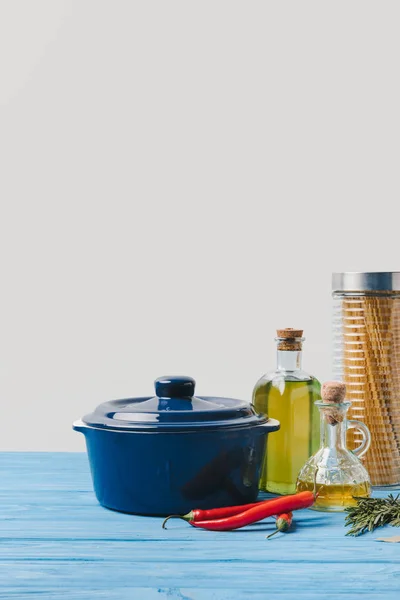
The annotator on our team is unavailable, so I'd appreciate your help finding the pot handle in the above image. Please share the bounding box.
[260,417,280,432]
[73,420,88,435]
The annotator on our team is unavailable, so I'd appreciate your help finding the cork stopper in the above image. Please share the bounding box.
[277,328,303,338]
[321,380,347,425]
[276,328,303,351]
[321,381,347,403]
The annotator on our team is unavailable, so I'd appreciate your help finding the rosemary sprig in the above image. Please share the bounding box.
[345,494,400,536]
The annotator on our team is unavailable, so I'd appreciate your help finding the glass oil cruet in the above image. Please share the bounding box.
[296,381,372,511]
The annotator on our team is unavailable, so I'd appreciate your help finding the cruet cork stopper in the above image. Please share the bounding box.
[321,380,347,425]
[276,328,304,351]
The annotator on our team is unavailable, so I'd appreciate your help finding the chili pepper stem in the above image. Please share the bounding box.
[266,529,280,539]
[162,512,194,529]
[266,512,293,539]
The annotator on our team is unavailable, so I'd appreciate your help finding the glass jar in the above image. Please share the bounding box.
[332,272,400,487]
[296,398,371,511]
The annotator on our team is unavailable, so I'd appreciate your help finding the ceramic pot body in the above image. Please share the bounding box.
[74,418,277,515]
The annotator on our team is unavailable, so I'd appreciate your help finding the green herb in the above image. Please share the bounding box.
[345,494,400,537]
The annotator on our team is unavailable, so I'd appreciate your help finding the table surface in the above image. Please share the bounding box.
[1,452,400,600]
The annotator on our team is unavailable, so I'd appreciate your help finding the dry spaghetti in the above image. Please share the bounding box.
[333,291,400,486]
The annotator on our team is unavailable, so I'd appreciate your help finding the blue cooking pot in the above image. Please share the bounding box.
[73,376,280,516]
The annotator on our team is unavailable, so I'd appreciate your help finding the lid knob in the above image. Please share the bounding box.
[155,376,196,400]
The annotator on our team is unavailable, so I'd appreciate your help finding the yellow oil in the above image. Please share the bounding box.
[253,378,320,495]
[296,480,371,511]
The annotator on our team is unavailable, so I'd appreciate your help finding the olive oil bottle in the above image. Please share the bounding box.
[253,328,321,495]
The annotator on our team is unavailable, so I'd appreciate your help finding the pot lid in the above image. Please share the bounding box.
[82,376,274,432]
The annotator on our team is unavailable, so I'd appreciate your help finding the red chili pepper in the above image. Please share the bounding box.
[266,512,293,539]
[162,500,266,528]
[186,491,314,531]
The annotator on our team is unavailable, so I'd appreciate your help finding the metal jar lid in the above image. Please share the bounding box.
[332,272,400,292]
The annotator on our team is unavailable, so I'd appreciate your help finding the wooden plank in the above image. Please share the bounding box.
[1,453,400,599]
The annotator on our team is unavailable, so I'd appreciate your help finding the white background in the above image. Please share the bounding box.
[1,1,399,451]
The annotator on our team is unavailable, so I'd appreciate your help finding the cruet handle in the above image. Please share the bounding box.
[347,420,371,458]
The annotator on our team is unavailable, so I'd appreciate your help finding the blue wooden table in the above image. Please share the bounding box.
[1,453,400,599]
